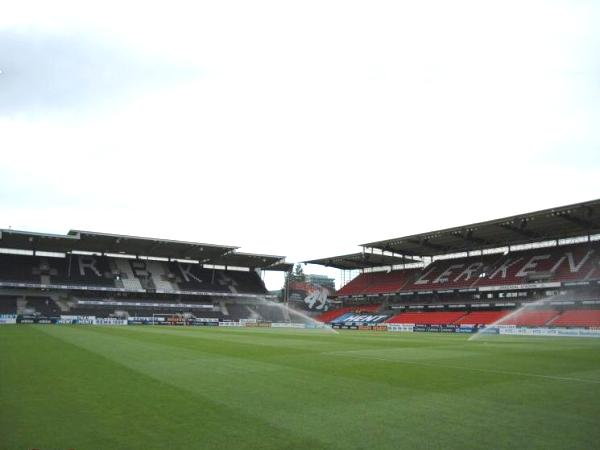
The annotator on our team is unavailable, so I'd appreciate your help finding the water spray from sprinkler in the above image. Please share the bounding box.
[259,297,338,334]
[469,295,558,341]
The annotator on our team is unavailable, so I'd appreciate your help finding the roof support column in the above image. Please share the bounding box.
[67,252,73,278]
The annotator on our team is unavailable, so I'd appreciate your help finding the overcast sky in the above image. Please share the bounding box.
[1,0,599,289]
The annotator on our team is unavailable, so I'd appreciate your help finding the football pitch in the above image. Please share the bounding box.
[1,326,600,449]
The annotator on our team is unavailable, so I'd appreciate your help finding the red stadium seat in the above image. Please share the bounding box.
[551,310,600,327]
[497,309,560,327]
[385,311,467,325]
[454,310,511,325]
[337,269,419,296]
[474,243,600,288]
[405,255,498,291]
[342,244,600,296]
[314,307,354,323]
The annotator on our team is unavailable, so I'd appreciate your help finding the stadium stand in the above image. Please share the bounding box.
[113,258,144,291]
[552,309,600,327]
[315,307,354,323]
[315,304,382,323]
[352,304,382,313]
[332,242,600,295]
[385,311,467,325]
[225,303,254,321]
[497,309,560,327]
[48,254,116,287]
[311,201,600,309]
[254,304,287,322]
[362,270,419,294]
[474,243,600,288]
[22,297,61,316]
[68,300,225,319]
[335,275,372,296]
[0,254,40,283]
[336,269,419,296]
[141,260,177,292]
[3,201,600,328]
[0,229,285,320]
[0,296,17,314]
[0,253,268,295]
[383,308,600,328]
[169,262,220,291]
[405,255,498,291]
[168,261,268,294]
[454,310,511,325]
[67,304,116,317]
[229,271,269,294]
[543,245,600,282]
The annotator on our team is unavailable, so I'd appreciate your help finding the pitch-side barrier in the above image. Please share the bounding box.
[3,315,599,336]
[1,315,331,329]
[385,322,600,337]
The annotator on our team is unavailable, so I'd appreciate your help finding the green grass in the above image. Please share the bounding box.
[1,326,600,450]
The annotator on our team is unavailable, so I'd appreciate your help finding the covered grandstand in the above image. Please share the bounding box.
[0,229,291,322]
[307,199,600,329]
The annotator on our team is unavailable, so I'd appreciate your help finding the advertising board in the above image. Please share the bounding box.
[17,315,59,324]
[498,327,600,338]
[0,314,17,325]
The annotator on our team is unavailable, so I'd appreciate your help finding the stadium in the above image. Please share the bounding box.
[3,2,600,448]
[1,199,600,449]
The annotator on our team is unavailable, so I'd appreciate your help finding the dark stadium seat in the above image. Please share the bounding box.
[228,271,268,294]
[23,297,61,316]
[48,254,116,287]
[67,306,115,317]
[168,262,267,295]
[0,297,17,314]
[0,253,268,296]
[225,303,254,320]
[69,296,220,318]
[0,254,41,284]
[168,262,226,292]
[254,304,287,322]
